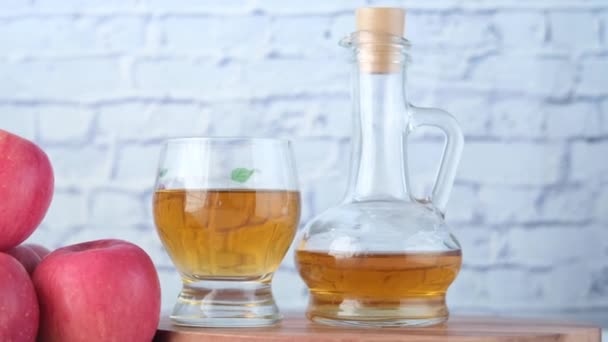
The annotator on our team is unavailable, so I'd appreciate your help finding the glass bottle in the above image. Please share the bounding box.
[294,7,465,327]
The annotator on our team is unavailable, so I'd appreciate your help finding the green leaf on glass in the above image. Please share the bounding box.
[231,168,255,183]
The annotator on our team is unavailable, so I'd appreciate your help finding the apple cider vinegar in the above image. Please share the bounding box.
[154,189,300,281]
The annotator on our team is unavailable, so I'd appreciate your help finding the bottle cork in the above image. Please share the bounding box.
[354,7,406,73]
[356,7,405,36]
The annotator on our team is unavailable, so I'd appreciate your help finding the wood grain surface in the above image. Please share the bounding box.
[154,315,601,342]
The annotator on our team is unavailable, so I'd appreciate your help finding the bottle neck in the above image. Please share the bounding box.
[344,64,410,202]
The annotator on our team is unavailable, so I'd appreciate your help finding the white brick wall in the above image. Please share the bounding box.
[1,0,607,327]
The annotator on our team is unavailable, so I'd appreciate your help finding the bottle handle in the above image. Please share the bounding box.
[405,104,464,215]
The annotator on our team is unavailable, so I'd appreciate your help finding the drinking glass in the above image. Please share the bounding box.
[153,138,300,327]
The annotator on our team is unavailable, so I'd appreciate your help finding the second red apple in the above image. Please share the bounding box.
[33,239,161,342]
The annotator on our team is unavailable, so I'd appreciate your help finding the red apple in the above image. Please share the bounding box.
[33,239,161,342]
[27,244,51,259]
[6,244,51,274]
[0,129,54,251]
[0,252,39,342]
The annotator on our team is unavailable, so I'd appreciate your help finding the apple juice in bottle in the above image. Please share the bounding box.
[294,7,465,327]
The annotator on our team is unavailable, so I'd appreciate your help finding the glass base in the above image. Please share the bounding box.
[171,280,281,327]
[306,295,449,327]
[310,315,447,327]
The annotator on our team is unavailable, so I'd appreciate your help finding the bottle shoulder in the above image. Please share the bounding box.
[307,200,445,229]
[299,200,460,254]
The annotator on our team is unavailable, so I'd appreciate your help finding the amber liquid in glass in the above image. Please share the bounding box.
[295,249,462,324]
[154,189,300,281]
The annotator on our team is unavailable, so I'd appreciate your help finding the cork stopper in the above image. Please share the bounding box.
[354,7,406,73]
[356,7,405,36]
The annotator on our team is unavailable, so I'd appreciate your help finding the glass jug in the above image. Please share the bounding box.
[294,8,465,327]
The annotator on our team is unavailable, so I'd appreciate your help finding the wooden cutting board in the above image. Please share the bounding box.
[154,315,601,342]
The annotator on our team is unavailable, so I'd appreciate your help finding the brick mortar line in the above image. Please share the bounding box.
[2,47,607,59]
[0,1,608,16]
[0,92,355,104]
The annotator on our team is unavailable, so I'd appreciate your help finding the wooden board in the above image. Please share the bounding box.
[154,315,601,342]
